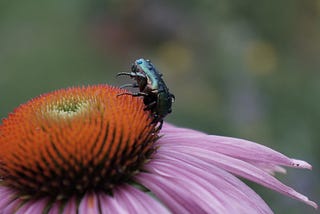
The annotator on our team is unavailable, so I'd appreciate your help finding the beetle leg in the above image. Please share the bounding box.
[116,72,135,77]
[117,92,149,97]
[119,83,139,89]
[117,72,147,79]
[144,101,156,111]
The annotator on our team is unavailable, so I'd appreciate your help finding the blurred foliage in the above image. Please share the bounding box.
[0,0,319,213]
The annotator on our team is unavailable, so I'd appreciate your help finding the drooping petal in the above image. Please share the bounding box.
[61,196,78,214]
[112,185,170,214]
[140,153,273,214]
[0,187,30,214]
[2,198,24,214]
[97,185,169,214]
[0,187,16,211]
[99,192,127,214]
[15,198,48,214]
[49,199,78,214]
[156,138,318,209]
[78,192,100,214]
[47,201,62,214]
[2,199,22,214]
[136,172,210,214]
[160,123,312,169]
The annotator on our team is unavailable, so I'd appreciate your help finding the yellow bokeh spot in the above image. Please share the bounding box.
[156,41,194,74]
[244,41,278,75]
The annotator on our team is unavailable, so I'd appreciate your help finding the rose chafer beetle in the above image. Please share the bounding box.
[117,58,175,129]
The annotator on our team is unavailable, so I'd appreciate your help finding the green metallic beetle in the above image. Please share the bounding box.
[117,58,175,128]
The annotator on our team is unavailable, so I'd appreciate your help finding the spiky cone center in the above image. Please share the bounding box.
[0,85,159,201]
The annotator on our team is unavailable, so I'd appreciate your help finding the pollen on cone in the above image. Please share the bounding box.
[0,85,158,200]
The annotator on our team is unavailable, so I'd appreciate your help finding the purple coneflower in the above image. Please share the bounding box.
[0,85,317,214]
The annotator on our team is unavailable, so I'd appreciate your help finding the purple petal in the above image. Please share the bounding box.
[61,196,78,214]
[136,172,209,213]
[48,201,62,214]
[0,187,26,214]
[99,192,127,214]
[118,185,170,214]
[156,145,317,209]
[2,199,21,214]
[15,198,48,214]
[97,185,169,214]
[2,198,23,214]
[160,124,312,169]
[78,192,100,214]
[141,154,273,213]
[116,184,170,214]
[0,187,16,211]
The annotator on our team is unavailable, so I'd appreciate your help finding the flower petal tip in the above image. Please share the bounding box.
[290,159,313,170]
[289,189,318,209]
[308,200,318,210]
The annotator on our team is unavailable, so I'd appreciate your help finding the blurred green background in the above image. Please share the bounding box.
[0,1,319,213]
